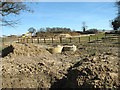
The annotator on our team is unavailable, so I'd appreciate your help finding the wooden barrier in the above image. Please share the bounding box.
[21,38,23,43]
[17,34,108,44]
[44,38,46,43]
[2,38,4,45]
[32,38,33,43]
[97,37,98,40]
[23,38,25,43]
[18,38,19,43]
[37,38,39,43]
[69,37,72,43]
[26,38,28,43]
[89,36,90,42]
[105,33,106,39]
[60,37,62,43]
[79,37,80,43]
[52,37,54,43]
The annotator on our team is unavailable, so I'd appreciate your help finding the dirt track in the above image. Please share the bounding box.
[2,42,120,88]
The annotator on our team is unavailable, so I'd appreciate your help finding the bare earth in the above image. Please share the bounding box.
[1,41,120,88]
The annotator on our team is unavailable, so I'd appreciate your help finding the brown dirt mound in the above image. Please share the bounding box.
[2,43,73,88]
[2,43,51,58]
[51,52,119,88]
[2,42,119,88]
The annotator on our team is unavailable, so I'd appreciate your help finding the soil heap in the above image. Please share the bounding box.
[2,43,120,88]
[2,43,73,88]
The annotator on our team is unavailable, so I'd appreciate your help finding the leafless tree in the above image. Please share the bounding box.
[111,1,120,30]
[0,1,33,27]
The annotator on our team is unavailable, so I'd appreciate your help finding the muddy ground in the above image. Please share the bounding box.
[1,37,120,88]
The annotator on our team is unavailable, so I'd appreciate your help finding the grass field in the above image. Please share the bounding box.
[0,33,119,52]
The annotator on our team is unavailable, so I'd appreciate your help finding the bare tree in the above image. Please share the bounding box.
[111,1,120,30]
[116,0,120,15]
[82,22,87,32]
[0,1,33,27]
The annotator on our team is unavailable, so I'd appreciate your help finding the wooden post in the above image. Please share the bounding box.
[60,37,62,43]
[21,38,23,43]
[26,38,28,43]
[79,37,80,43]
[105,33,106,39]
[20,38,21,43]
[95,34,97,41]
[2,38,4,45]
[52,37,54,43]
[97,37,98,41]
[69,37,72,43]
[104,33,106,42]
[89,36,90,42]
[32,38,33,43]
[44,38,46,43]
[19,38,21,43]
[18,38,19,43]
[23,38,25,43]
[37,37,39,43]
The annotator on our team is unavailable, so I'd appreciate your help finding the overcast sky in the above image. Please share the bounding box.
[2,1,118,36]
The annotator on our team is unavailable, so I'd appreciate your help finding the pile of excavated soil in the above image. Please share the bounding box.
[2,43,120,88]
[2,43,51,58]
[2,43,73,88]
[51,43,120,88]
[52,52,119,88]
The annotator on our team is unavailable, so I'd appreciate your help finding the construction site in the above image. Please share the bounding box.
[1,30,119,88]
[1,1,120,89]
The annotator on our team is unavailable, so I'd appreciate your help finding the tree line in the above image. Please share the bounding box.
[36,27,71,34]
[35,27,99,36]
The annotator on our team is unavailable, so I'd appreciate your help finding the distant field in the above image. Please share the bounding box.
[0,33,119,52]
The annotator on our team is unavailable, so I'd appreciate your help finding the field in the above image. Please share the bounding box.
[1,33,120,88]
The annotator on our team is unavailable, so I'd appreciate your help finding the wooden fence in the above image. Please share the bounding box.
[17,34,106,44]
[2,33,118,44]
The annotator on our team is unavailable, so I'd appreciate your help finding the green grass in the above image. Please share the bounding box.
[0,33,118,55]
[90,34,105,40]
[1,34,118,46]
[68,34,105,43]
